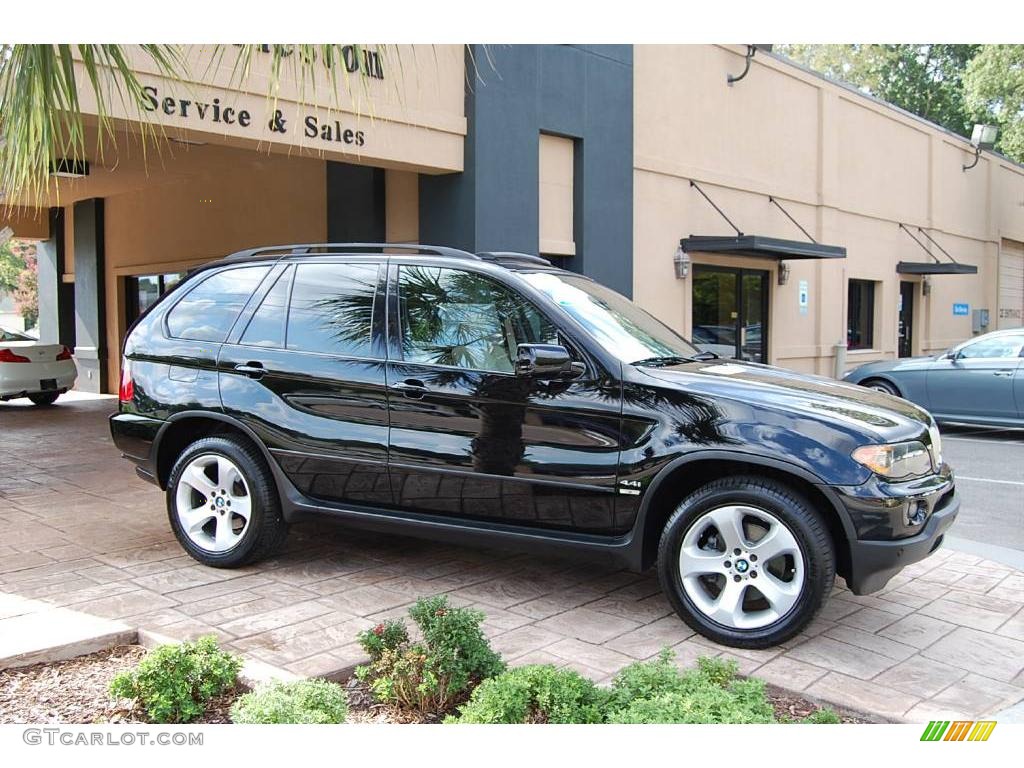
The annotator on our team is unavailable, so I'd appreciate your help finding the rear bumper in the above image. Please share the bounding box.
[109,411,163,486]
[0,363,77,399]
[831,469,960,595]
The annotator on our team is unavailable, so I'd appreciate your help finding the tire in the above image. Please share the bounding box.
[166,435,289,568]
[28,392,60,406]
[862,378,900,397]
[657,475,835,648]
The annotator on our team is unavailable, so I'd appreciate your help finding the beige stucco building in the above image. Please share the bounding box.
[3,44,1022,393]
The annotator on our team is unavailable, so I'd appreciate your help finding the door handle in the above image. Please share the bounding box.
[993,370,1014,377]
[393,378,428,398]
[234,362,266,379]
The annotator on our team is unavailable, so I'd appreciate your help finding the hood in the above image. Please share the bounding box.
[845,355,937,379]
[637,358,933,441]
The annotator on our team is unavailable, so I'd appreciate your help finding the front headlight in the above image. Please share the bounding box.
[852,441,933,480]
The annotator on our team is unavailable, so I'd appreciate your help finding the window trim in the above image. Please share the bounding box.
[389,262,582,377]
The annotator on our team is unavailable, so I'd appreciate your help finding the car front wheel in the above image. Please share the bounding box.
[167,435,289,567]
[658,475,835,648]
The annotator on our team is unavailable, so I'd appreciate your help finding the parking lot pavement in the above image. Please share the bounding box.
[939,425,1024,552]
[2,396,1024,722]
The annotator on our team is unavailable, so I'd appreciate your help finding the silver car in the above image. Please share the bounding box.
[843,328,1024,428]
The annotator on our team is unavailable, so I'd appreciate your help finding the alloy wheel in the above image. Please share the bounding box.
[678,504,804,630]
[174,454,252,553]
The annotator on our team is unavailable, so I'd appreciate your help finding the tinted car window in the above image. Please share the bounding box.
[398,265,558,373]
[240,267,292,348]
[958,335,1024,359]
[167,266,269,342]
[286,262,380,357]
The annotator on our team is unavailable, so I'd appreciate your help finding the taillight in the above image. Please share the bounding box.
[56,345,73,361]
[0,348,31,363]
[119,358,134,403]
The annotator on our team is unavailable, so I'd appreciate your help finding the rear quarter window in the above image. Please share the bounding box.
[166,265,270,342]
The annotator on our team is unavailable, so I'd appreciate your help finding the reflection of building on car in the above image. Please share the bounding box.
[844,328,1024,428]
[0,326,77,406]
[112,243,958,650]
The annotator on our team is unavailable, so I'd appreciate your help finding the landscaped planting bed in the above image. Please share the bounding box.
[0,596,867,725]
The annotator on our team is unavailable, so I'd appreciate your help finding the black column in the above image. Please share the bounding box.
[72,198,106,393]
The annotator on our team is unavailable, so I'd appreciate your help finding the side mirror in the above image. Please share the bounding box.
[515,343,585,380]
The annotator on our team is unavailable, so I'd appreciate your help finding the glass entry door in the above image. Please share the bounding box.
[692,265,769,363]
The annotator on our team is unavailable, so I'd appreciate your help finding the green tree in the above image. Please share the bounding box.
[0,240,26,293]
[778,44,980,138]
[964,45,1024,163]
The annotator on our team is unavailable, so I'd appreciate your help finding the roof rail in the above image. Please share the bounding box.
[223,242,480,262]
[477,251,553,266]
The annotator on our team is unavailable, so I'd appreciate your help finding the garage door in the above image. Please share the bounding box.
[999,239,1024,329]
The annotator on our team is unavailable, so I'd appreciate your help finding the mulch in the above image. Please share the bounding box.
[0,646,871,724]
[0,645,245,724]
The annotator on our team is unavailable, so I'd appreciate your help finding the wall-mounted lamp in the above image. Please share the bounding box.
[674,245,691,279]
[922,275,932,296]
[778,262,791,286]
[962,124,998,172]
[727,44,772,86]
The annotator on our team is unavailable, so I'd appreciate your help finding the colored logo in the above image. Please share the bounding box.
[920,720,996,741]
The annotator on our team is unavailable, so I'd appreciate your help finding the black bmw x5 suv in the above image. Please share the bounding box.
[111,243,958,648]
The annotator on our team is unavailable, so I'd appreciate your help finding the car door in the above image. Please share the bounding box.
[926,333,1024,422]
[384,262,625,533]
[218,257,393,506]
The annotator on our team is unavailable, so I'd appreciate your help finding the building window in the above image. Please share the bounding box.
[124,271,185,327]
[538,133,575,257]
[847,279,877,350]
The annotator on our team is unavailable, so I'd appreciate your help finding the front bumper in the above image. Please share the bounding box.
[829,468,959,595]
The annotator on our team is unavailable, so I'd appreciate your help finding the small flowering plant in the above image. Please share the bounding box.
[356,619,409,660]
[355,595,504,714]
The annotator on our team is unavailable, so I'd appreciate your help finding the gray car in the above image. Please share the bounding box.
[844,328,1024,428]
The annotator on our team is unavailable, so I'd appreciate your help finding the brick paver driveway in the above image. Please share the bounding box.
[2,395,1024,722]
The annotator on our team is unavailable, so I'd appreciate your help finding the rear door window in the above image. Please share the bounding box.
[167,266,270,342]
[285,262,380,357]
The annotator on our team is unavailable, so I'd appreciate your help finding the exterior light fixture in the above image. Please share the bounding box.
[674,244,691,279]
[922,275,932,296]
[962,124,997,171]
[778,262,791,285]
[50,158,89,178]
[728,44,772,86]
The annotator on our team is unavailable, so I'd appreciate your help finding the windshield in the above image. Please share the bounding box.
[521,271,699,364]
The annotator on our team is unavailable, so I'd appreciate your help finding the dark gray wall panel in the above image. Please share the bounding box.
[421,45,634,296]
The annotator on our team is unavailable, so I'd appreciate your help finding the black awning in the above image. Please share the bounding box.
[680,235,847,261]
[897,261,978,275]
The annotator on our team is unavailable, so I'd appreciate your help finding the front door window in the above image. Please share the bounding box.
[692,265,769,363]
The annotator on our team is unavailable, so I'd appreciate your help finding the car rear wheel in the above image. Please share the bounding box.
[657,476,834,648]
[862,378,900,396]
[28,392,60,406]
[167,435,289,567]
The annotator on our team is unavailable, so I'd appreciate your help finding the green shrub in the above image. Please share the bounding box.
[109,635,241,723]
[800,708,842,724]
[604,650,774,725]
[448,665,608,724]
[230,679,348,724]
[355,595,504,713]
